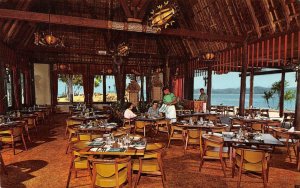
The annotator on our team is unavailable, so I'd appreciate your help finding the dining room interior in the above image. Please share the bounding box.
[0,0,300,187]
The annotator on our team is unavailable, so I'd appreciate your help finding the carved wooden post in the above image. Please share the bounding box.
[239,43,248,116]
[249,70,254,108]
[0,60,7,114]
[294,68,300,131]
[279,70,285,117]
[207,65,212,110]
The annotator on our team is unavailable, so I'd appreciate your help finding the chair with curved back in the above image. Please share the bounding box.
[251,122,264,133]
[66,149,91,187]
[133,143,166,187]
[155,119,170,136]
[134,121,150,137]
[65,119,82,137]
[23,115,38,142]
[168,124,185,148]
[0,125,27,155]
[185,129,203,154]
[205,114,220,125]
[89,156,132,188]
[199,134,229,177]
[232,148,270,188]
[122,118,134,133]
[230,118,243,132]
[272,129,297,162]
[260,109,269,118]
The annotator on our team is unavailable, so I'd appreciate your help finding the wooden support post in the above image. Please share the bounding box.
[140,76,144,102]
[145,76,151,102]
[249,70,254,107]
[184,62,194,100]
[0,61,7,114]
[239,43,248,116]
[207,65,212,110]
[103,75,106,103]
[279,70,285,117]
[294,69,300,131]
[163,56,170,87]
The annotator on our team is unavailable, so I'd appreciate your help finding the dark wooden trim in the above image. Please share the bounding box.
[239,43,248,116]
[103,75,106,103]
[249,71,254,107]
[294,68,300,131]
[279,70,285,117]
[245,69,295,76]
[207,65,212,110]
[0,9,244,42]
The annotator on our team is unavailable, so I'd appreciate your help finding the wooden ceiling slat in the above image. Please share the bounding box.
[261,0,276,34]
[245,0,262,37]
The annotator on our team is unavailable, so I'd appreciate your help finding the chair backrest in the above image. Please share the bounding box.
[211,126,226,133]
[12,126,24,137]
[203,134,224,148]
[251,122,263,132]
[24,117,36,125]
[156,119,169,126]
[91,156,131,188]
[236,148,266,164]
[231,119,243,126]
[260,109,269,117]
[187,129,201,139]
[66,119,82,127]
[205,115,219,124]
[77,133,93,141]
[135,121,147,129]
[146,143,164,151]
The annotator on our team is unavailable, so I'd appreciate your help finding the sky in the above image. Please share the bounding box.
[194,72,297,89]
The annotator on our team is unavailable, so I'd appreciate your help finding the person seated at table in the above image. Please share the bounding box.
[124,102,137,119]
[147,101,160,117]
[199,88,207,101]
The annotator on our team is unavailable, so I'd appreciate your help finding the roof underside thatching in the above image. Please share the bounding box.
[0,0,299,71]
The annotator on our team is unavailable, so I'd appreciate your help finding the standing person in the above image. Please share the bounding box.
[199,88,207,101]
[162,86,177,123]
[124,102,137,119]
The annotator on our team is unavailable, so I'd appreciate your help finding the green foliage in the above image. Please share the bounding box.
[94,75,102,88]
[271,80,289,96]
[284,90,296,102]
[262,90,273,108]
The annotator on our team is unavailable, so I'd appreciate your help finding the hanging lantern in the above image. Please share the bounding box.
[202,52,215,60]
[117,42,130,56]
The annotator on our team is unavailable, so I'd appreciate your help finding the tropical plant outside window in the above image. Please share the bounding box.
[106,75,117,102]
[57,74,84,103]
[93,75,103,102]
[20,72,25,105]
[5,68,12,107]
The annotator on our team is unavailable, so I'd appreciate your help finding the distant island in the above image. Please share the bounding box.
[194,86,296,94]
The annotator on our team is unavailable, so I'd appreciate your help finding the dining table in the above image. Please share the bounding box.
[76,122,118,133]
[177,112,218,120]
[73,135,147,156]
[69,114,111,122]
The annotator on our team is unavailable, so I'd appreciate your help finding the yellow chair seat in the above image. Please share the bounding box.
[1,135,21,142]
[74,157,88,169]
[146,143,163,151]
[205,147,229,158]
[133,159,160,172]
[0,130,11,134]
[95,167,128,187]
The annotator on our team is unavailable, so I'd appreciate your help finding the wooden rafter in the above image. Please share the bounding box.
[261,0,276,34]
[245,0,262,37]
[0,9,245,43]
[119,0,133,18]
[279,0,291,29]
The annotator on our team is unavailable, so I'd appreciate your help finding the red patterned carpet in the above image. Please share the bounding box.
[1,114,300,188]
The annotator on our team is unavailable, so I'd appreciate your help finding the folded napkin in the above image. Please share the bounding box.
[107,148,125,152]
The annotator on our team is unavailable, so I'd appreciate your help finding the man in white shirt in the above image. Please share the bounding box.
[124,102,137,119]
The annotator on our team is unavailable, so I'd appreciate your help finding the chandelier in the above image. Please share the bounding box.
[34,6,64,47]
[202,52,215,60]
[149,1,177,31]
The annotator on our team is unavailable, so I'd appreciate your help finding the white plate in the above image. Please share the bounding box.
[135,146,145,150]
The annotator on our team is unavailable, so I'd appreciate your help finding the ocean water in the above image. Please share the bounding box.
[194,93,295,111]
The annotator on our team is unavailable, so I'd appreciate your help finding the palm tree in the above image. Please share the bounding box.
[262,90,273,108]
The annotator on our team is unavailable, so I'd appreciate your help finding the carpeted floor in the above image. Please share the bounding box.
[1,113,300,188]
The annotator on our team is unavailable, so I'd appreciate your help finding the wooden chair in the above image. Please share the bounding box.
[89,156,132,188]
[65,119,82,138]
[134,121,150,137]
[232,148,270,188]
[133,145,166,187]
[297,144,300,171]
[23,115,38,142]
[251,122,264,133]
[209,105,217,113]
[155,119,170,136]
[34,111,46,125]
[0,125,27,155]
[66,150,91,188]
[199,134,229,177]
[205,114,220,125]
[122,118,135,133]
[230,118,243,132]
[168,124,185,148]
[260,109,269,118]
[273,129,297,161]
[185,129,202,154]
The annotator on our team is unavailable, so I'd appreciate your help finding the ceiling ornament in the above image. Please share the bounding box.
[34,6,64,47]
[117,42,130,56]
[149,1,178,31]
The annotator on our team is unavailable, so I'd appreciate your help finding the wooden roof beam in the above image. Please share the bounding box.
[261,0,276,34]
[245,0,262,37]
[0,9,245,43]
[279,0,291,30]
